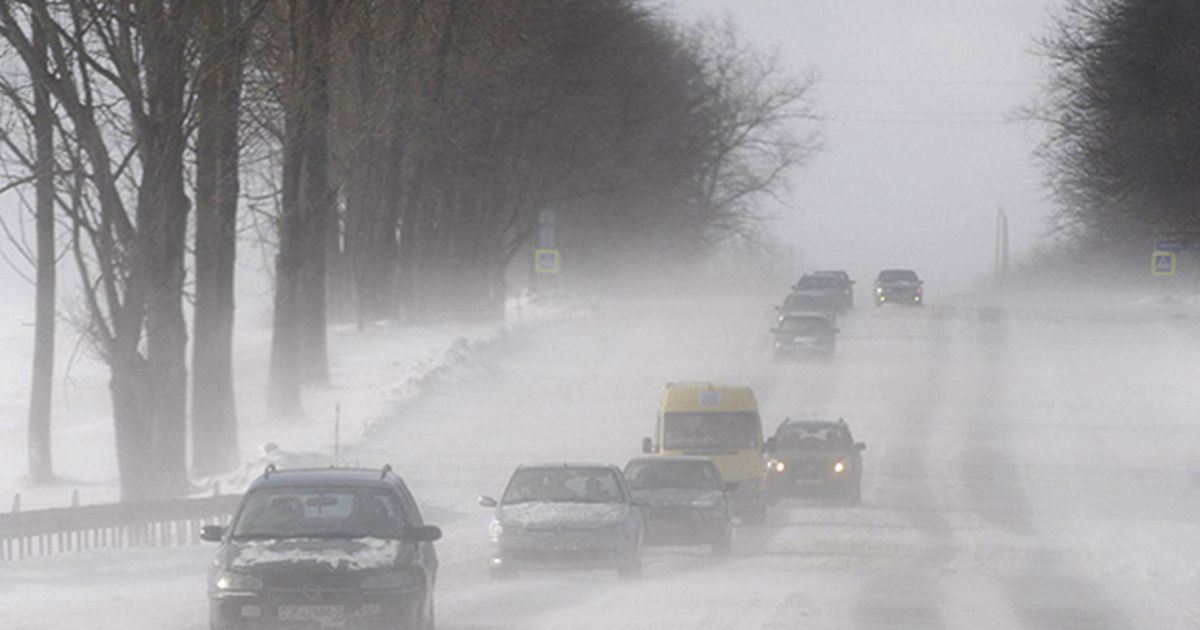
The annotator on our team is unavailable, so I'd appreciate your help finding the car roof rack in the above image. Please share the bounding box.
[380,463,393,480]
[264,463,277,478]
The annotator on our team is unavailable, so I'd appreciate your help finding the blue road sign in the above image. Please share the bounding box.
[1152,251,1176,276]
[534,248,560,274]
[1156,241,1200,252]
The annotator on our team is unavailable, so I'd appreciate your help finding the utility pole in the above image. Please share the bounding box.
[994,206,1010,285]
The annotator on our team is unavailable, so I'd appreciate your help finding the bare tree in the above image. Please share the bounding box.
[27,5,55,483]
[0,5,57,483]
[269,0,336,420]
[192,0,254,475]
[1,0,197,499]
[1035,0,1200,255]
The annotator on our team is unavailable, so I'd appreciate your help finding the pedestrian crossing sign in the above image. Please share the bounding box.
[535,248,560,274]
[1152,251,1176,276]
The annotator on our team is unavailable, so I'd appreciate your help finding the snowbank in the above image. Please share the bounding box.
[0,291,586,510]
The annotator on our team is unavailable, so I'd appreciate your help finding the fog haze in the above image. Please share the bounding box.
[671,0,1057,292]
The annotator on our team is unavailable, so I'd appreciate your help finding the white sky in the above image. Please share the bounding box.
[668,0,1061,293]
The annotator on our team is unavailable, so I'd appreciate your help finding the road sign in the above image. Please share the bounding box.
[1155,240,1200,252]
[1152,251,1176,276]
[534,248,560,274]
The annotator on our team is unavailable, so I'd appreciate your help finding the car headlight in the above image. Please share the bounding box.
[767,459,786,473]
[361,570,417,591]
[833,461,846,474]
[875,287,883,293]
[213,571,263,593]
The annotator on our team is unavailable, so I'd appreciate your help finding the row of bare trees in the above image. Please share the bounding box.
[1036,0,1200,257]
[0,0,816,500]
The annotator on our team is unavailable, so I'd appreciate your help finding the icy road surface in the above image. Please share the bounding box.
[3,292,1199,629]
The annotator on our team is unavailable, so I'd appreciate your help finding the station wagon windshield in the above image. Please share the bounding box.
[231,488,406,539]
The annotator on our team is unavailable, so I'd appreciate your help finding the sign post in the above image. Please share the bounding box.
[532,210,561,292]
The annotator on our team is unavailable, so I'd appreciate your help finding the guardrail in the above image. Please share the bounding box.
[0,491,241,562]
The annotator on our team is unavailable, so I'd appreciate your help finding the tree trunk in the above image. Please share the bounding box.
[137,0,193,498]
[268,62,308,421]
[297,0,333,384]
[110,349,155,501]
[270,0,334,418]
[27,11,55,483]
[192,0,243,476]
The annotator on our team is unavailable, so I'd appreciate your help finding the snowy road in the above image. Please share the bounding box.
[4,290,1200,629]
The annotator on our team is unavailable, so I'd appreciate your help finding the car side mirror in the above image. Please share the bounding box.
[200,525,226,543]
[478,495,498,508]
[641,437,654,454]
[405,525,442,543]
[855,442,867,451]
[723,482,739,493]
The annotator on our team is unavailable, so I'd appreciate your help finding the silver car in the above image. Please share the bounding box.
[479,463,644,579]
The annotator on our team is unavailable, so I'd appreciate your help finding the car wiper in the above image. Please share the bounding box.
[232,532,357,541]
[347,532,402,540]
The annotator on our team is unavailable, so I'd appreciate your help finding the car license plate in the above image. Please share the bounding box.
[278,604,345,626]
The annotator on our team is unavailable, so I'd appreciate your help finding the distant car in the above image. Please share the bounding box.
[771,312,838,358]
[763,419,866,505]
[874,269,923,306]
[790,274,848,313]
[777,290,840,322]
[479,463,644,579]
[624,456,734,553]
[202,465,441,630]
[812,270,855,309]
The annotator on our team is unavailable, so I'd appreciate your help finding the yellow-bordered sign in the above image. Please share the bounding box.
[534,248,560,274]
[1152,251,1176,276]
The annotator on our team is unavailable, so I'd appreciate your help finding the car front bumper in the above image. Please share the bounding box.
[492,528,633,570]
[209,588,421,630]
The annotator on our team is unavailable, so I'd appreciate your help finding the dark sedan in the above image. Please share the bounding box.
[874,269,924,306]
[202,465,441,630]
[806,271,856,310]
[624,456,733,553]
[771,312,838,358]
[480,463,644,579]
[763,419,866,505]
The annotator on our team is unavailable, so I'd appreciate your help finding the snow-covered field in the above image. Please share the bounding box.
[0,293,577,508]
[3,286,1200,629]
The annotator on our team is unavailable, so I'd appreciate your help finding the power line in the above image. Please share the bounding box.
[823,78,1041,87]
[824,117,1022,126]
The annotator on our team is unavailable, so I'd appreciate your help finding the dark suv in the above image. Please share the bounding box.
[763,419,866,505]
[811,270,855,309]
[874,269,923,306]
[790,274,848,314]
[202,465,441,630]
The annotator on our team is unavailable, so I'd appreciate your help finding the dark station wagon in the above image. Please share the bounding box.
[202,465,441,630]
